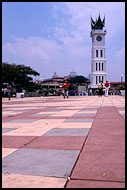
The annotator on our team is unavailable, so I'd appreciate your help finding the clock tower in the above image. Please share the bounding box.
[89,14,107,92]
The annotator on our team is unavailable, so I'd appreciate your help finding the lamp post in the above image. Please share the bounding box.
[121,74,123,83]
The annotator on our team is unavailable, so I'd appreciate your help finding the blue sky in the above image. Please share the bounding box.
[2,2,125,82]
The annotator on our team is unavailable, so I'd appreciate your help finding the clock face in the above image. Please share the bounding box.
[96,36,102,41]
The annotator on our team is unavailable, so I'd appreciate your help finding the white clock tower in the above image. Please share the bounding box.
[89,15,107,92]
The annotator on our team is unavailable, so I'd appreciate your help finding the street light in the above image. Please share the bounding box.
[121,74,123,83]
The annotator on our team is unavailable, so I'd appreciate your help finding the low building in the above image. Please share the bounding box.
[37,71,90,96]
[110,82,125,95]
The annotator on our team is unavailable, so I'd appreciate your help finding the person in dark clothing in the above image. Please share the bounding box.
[8,90,11,100]
[98,81,103,96]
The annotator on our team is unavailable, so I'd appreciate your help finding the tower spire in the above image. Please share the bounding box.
[90,13,105,30]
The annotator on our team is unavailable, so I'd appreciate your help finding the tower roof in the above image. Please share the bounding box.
[91,14,105,30]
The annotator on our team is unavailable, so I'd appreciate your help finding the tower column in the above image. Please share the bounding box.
[89,14,107,90]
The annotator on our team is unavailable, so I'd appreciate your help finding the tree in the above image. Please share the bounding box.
[68,75,89,84]
[2,62,40,92]
[68,75,90,90]
[117,84,125,90]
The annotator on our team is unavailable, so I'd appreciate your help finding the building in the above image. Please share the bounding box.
[110,82,125,95]
[40,71,89,95]
[42,71,78,90]
[88,14,107,93]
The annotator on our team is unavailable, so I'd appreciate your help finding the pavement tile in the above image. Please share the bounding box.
[71,149,125,182]
[122,115,125,119]
[23,136,86,150]
[7,119,39,123]
[42,110,60,112]
[57,122,92,128]
[43,128,90,136]
[64,118,94,123]
[35,111,59,114]
[91,120,125,130]
[5,108,29,111]
[117,108,125,111]
[2,122,39,128]
[66,180,125,188]
[2,148,18,158]
[83,133,125,151]
[2,115,11,118]
[78,110,97,113]
[50,110,78,116]
[34,118,66,125]
[95,116,122,119]
[2,136,38,148]
[73,113,96,116]
[2,173,67,188]
[2,128,17,134]
[30,114,52,117]
[2,149,80,178]
[2,126,53,136]
[80,109,98,111]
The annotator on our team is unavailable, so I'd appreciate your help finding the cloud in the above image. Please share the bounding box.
[2,35,91,78]
[2,2,125,81]
[115,47,125,60]
[52,2,125,40]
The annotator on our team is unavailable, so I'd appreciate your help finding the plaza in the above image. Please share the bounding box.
[2,95,125,188]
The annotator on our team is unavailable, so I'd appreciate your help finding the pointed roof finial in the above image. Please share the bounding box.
[103,14,105,26]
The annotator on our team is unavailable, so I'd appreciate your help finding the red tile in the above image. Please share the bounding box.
[71,149,125,182]
[66,180,125,188]
[2,136,38,148]
[23,136,86,150]
[83,133,125,151]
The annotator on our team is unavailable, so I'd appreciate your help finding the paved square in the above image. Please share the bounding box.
[2,148,80,178]
[2,96,125,188]
[43,128,90,136]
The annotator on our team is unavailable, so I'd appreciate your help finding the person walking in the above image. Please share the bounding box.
[98,81,103,97]
[8,89,11,100]
[66,90,69,98]
[105,80,109,97]
[62,80,70,99]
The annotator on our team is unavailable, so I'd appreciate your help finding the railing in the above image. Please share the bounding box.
[90,29,107,35]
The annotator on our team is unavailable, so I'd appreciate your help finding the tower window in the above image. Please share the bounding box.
[96,62,98,71]
[100,50,103,57]
[96,76,98,84]
[99,76,101,82]
[99,63,100,71]
[102,76,104,83]
[102,62,103,71]
[96,50,98,57]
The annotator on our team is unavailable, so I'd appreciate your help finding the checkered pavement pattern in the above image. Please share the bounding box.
[2,95,125,188]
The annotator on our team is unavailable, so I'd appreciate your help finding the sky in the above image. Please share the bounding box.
[2,2,125,82]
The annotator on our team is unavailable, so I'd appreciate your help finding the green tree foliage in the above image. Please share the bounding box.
[68,75,90,90]
[68,75,89,84]
[2,62,40,92]
[117,84,125,90]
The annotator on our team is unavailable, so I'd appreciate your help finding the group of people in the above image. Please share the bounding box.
[98,80,109,97]
[62,80,110,98]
